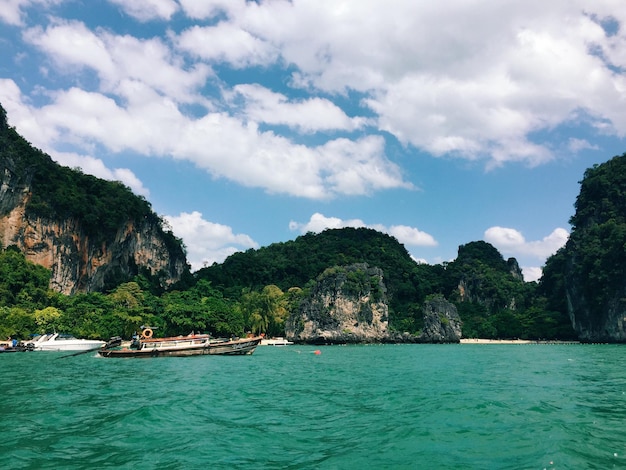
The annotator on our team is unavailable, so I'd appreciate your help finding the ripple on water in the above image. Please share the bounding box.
[2,345,626,469]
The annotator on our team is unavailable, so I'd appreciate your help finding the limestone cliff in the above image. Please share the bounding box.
[0,105,188,294]
[285,263,462,344]
[452,242,525,313]
[285,263,389,344]
[0,205,187,295]
[544,153,626,342]
[417,295,462,343]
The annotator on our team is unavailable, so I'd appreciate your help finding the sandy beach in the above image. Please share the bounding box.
[460,338,579,344]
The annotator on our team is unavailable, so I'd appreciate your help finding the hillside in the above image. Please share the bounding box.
[0,101,585,341]
[196,227,436,328]
[195,227,574,339]
[542,153,626,342]
[0,104,189,294]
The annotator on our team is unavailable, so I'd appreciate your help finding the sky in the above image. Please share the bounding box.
[1,1,625,283]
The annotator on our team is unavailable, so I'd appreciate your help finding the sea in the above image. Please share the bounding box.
[1,344,625,469]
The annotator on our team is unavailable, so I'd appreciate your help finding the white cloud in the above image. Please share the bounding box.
[5,81,410,199]
[6,1,626,176]
[384,225,437,247]
[568,138,599,153]
[483,226,569,282]
[23,19,211,103]
[108,0,179,22]
[9,1,626,198]
[174,22,278,68]
[0,0,62,26]
[484,226,569,281]
[289,213,365,233]
[0,0,28,25]
[177,0,244,20]
[0,79,152,198]
[231,84,368,133]
[289,212,437,248]
[522,266,543,283]
[164,211,259,271]
[231,0,626,166]
[484,226,569,259]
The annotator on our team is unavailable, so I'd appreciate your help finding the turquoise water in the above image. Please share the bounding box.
[1,344,625,469]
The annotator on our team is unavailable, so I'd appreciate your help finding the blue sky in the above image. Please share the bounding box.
[1,1,625,282]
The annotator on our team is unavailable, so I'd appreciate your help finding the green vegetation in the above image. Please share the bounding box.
[542,153,626,333]
[0,104,187,295]
[0,226,577,341]
[0,105,185,270]
[0,103,583,342]
[0,247,299,340]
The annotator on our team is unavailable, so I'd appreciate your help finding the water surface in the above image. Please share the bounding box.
[1,344,625,469]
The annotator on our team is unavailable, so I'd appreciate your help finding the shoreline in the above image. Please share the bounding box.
[460,338,580,344]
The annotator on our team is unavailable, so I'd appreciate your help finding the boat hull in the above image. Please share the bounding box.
[260,337,294,346]
[98,336,262,358]
[36,342,106,351]
[26,334,106,351]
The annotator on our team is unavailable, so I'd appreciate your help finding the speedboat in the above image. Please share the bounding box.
[27,333,106,351]
[260,337,294,346]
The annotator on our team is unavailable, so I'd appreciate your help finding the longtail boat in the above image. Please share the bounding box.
[98,328,261,358]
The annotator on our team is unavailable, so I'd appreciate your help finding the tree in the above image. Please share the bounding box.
[34,306,62,333]
[239,285,289,336]
[0,306,36,339]
[0,246,50,308]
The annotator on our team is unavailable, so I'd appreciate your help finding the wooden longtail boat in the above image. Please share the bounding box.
[98,329,262,358]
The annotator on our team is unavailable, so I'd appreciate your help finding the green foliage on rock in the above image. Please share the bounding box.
[0,228,576,341]
[195,227,436,331]
[568,155,626,310]
[542,153,626,341]
[0,104,185,263]
[0,103,583,342]
[0,245,50,309]
[194,229,572,340]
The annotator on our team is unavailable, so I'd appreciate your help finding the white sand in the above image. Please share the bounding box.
[460,338,578,344]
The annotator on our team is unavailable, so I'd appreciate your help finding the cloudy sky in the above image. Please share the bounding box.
[1,0,625,282]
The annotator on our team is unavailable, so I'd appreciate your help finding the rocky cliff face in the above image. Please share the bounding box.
[564,254,626,343]
[507,258,523,281]
[417,295,462,343]
[547,154,626,343]
[285,263,390,344]
[285,263,462,344]
[0,138,188,295]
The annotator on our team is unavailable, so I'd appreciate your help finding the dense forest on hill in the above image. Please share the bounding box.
[0,226,576,342]
[195,231,574,339]
[6,102,618,344]
[195,228,443,316]
[540,153,626,341]
[0,104,181,252]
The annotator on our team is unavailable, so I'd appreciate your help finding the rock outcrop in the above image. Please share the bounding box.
[285,263,389,344]
[545,153,626,343]
[563,247,626,343]
[507,258,523,281]
[417,295,462,343]
[285,263,462,344]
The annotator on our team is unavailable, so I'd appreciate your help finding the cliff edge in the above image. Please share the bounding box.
[0,104,188,294]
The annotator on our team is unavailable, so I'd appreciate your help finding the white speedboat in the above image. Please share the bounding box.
[260,337,294,346]
[27,333,106,351]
